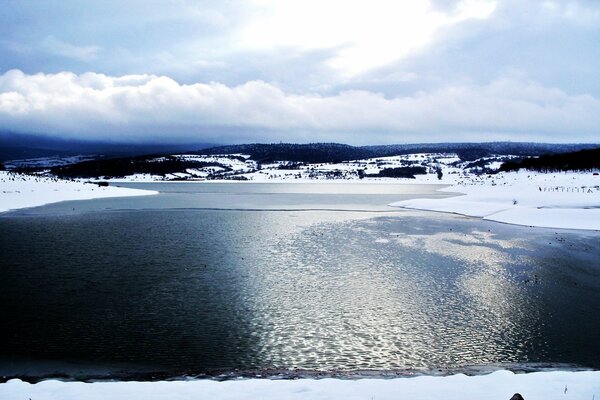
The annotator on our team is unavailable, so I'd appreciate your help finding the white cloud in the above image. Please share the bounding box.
[0,69,598,144]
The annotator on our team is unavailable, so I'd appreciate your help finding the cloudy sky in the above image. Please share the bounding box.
[0,0,599,144]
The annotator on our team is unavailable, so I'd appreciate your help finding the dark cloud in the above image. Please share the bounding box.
[0,1,247,78]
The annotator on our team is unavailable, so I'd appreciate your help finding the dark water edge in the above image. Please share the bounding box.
[1,363,594,384]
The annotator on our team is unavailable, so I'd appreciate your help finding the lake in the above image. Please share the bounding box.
[1,182,599,380]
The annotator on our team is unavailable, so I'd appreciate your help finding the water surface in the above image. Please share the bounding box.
[1,183,599,380]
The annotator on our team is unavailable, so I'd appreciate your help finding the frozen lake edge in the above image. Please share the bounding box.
[2,370,599,400]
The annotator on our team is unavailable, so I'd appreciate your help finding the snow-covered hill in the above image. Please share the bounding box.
[64,152,516,183]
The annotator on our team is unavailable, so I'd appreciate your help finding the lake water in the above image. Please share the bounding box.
[1,182,599,381]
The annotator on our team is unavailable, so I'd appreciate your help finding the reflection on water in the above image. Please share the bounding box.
[240,217,544,370]
[0,184,599,379]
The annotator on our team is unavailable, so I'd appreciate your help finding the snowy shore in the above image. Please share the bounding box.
[0,171,158,213]
[2,370,599,400]
[2,168,599,231]
[391,171,600,231]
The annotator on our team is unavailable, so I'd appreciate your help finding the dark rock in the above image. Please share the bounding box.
[510,394,524,400]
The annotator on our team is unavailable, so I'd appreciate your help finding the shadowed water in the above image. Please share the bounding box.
[0,183,599,380]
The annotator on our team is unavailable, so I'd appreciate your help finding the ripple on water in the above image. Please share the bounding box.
[236,215,554,371]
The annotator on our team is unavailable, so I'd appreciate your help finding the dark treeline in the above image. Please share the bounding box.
[0,131,216,162]
[49,155,225,178]
[499,147,600,172]
[202,143,367,163]
[366,166,427,179]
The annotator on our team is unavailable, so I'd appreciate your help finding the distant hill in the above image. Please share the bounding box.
[201,142,599,163]
[49,155,226,179]
[0,145,75,162]
[0,132,216,162]
[3,132,597,164]
[9,140,600,179]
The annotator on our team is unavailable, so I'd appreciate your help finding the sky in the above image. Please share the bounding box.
[0,0,599,145]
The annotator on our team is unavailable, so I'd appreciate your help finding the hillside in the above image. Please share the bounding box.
[201,142,598,163]
[7,142,599,182]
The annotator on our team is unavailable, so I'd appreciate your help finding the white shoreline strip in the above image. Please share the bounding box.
[1,370,599,400]
[390,171,600,231]
[0,171,158,213]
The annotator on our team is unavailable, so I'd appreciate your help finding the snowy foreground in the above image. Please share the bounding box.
[0,171,157,213]
[2,370,599,400]
[391,170,600,231]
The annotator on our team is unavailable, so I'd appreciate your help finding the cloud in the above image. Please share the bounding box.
[538,1,600,27]
[1,0,598,100]
[0,69,598,144]
[239,0,497,76]
[41,36,101,62]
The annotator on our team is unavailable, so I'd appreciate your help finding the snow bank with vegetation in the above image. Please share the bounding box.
[1,370,599,400]
[391,170,600,230]
[0,171,157,213]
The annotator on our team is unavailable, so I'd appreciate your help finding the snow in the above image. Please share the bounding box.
[173,154,254,171]
[226,152,512,183]
[0,171,158,213]
[391,170,600,230]
[1,370,599,400]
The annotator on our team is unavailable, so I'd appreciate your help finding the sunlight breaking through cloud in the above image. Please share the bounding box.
[241,0,497,76]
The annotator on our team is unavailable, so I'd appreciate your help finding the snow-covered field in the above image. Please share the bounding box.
[0,171,157,213]
[2,370,599,400]
[390,170,600,231]
[238,152,464,182]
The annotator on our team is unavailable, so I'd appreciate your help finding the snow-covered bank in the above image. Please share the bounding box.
[1,370,599,400]
[391,171,600,230]
[0,171,158,213]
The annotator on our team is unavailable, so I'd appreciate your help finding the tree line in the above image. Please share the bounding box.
[499,147,600,172]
